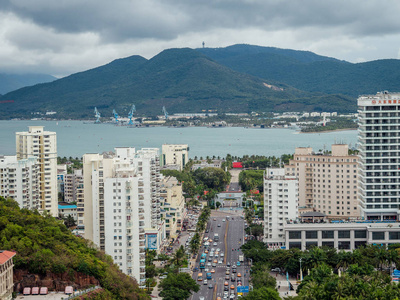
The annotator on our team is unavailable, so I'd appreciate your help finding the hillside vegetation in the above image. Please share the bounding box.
[0,196,149,300]
[197,44,400,97]
[0,47,355,119]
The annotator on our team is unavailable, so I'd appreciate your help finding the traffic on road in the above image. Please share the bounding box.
[191,210,249,300]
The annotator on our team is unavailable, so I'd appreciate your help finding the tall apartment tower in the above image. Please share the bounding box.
[263,168,298,249]
[285,144,359,218]
[83,148,163,288]
[0,155,39,209]
[358,92,400,221]
[16,126,58,216]
[161,144,189,171]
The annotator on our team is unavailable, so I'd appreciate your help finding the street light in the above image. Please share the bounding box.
[299,258,303,281]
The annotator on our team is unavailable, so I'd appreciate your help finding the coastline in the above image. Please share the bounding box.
[300,128,357,134]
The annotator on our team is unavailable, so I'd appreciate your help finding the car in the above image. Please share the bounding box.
[230,294,235,299]
[231,275,235,282]
[213,242,218,246]
[271,268,281,272]
[222,219,226,222]
[214,218,217,221]
[200,297,205,300]
[227,262,231,267]
[209,253,214,257]
[204,237,209,241]
[205,268,209,272]
[209,284,213,289]
[211,248,215,252]
[205,229,209,233]
[237,282,242,286]
[226,270,230,275]
[212,262,216,267]
[208,257,212,262]
[237,261,241,266]
[211,269,215,273]
[217,298,221,300]
[166,246,173,251]
[203,279,208,285]
[218,224,221,227]
[207,262,212,267]
[208,239,213,243]
[218,259,223,264]
[215,253,219,258]
[217,248,221,252]
[237,273,242,277]
[232,268,236,273]
[159,275,167,279]
[224,286,229,291]
[221,252,225,257]
[213,259,218,264]
[204,249,209,253]
[226,266,230,271]
[225,275,230,280]
[230,285,235,290]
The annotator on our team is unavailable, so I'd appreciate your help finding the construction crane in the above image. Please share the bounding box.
[113,109,119,123]
[162,106,168,120]
[94,107,101,123]
[128,104,136,125]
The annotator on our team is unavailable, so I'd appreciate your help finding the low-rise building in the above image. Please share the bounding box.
[0,250,17,300]
[58,203,78,223]
[284,221,400,251]
[191,160,223,170]
[161,144,189,171]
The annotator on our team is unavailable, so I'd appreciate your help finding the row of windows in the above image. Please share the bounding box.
[289,230,400,240]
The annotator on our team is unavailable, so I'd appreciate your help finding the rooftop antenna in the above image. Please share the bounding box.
[202,41,205,48]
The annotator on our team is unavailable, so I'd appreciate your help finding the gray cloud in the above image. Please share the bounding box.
[1,0,400,76]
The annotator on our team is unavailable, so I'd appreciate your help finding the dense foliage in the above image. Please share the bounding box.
[241,240,400,299]
[239,170,264,192]
[0,196,149,300]
[159,272,200,300]
[0,47,357,119]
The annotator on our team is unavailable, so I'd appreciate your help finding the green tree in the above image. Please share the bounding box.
[241,287,280,300]
[251,265,277,290]
[159,272,200,300]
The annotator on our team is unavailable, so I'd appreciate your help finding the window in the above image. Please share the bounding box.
[289,231,301,239]
[372,232,385,240]
[354,230,366,239]
[322,231,334,239]
[338,241,350,249]
[289,242,301,249]
[389,232,400,240]
[338,231,350,238]
[306,231,318,239]
[322,241,334,248]
[306,241,318,249]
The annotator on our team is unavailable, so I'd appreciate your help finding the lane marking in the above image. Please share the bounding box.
[224,220,229,264]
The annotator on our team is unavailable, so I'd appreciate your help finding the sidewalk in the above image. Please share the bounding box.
[274,272,298,298]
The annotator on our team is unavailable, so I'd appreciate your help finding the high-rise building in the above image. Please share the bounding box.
[64,170,83,203]
[285,144,359,218]
[83,147,164,288]
[161,144,189,171]
[0,155,39,209]
[16,126,58,216]
[358,91,400,220]
[263,168,298,249]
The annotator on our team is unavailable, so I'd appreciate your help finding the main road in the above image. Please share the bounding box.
[190,209,250,300]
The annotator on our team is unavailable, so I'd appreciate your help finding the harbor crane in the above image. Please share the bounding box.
[113,109,119,123]
[128,104,136,125]
[162,106,168,119]
[94,107,101,123]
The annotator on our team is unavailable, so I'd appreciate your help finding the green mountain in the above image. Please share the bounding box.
[0,47,354,119]
[0,73,56,95]
[196,44,400,97]
[0,196,149,299]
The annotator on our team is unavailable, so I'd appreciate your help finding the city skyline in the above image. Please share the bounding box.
[1,1,400,77]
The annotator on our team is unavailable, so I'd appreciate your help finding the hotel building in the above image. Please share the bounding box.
[358,91,400,220]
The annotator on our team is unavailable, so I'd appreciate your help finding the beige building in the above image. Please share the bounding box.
[161,144,189,171]
[0,250,16,300]
[285,144,359,218]
[16,126,58,216]
[160,176,186,239]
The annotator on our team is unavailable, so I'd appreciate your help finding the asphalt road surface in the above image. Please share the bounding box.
[191,210,250,300]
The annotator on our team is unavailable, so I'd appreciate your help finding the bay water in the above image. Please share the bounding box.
[0,120,358,158]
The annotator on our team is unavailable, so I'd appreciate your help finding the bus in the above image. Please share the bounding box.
[200,258,206,269]
[214,233,219,242]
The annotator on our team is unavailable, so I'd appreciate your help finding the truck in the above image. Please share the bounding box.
[239,255,244,262]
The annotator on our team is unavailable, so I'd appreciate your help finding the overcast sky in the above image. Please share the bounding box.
[1,0,400,77]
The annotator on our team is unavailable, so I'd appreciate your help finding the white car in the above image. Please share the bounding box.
[217,248,221,252]
[218,259,223,264]
[213,242,218,246]
[222,219,226,222]
[221,252,225,257]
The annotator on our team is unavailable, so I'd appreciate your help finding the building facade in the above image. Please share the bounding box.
[0,250,16,300]
[0,155,39,210]
[264,168,298,249]
[64,170,83,203]
[160,176,186,239]
[285,144,359,218]
[358,92,400,221]
[83,148,164,288]
[16,126,58,216]
[285,222,400,251]
[161,144,189,171]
